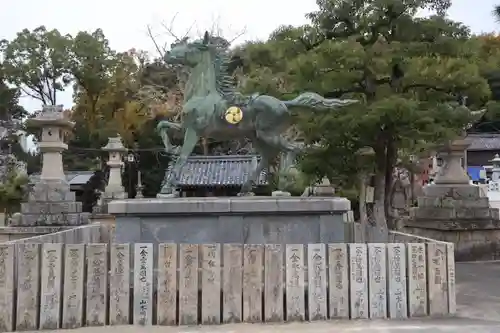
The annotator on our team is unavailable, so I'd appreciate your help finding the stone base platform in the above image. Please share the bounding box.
[10,179,90,227]
[0,226,73,243]
[405,183,500,261]
[108,196,352,244]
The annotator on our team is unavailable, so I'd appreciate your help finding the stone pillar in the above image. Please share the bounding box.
[102,136,127,200]
[10,105,90,227]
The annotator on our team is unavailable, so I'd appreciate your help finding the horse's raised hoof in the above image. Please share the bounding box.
[237,192,255,197]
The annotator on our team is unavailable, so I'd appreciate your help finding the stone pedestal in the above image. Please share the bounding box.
[405,140,500,261]
[108,196,352,244]
[9,105,90,227]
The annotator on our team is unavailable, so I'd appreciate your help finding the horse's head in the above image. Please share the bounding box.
[164,31,213,68]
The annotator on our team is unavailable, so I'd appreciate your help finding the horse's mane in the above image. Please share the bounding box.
[199,36,247,105]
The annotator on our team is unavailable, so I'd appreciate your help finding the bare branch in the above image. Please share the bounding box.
[160,13,194,42]
[228,27,247,44]
[146,25,165,59]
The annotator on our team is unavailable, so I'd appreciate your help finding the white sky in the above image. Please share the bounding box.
[0,0,498,113]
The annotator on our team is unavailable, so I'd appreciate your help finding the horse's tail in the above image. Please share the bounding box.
[283,92,358,111]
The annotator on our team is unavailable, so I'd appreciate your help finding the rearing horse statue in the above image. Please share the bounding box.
[157,31,358,196]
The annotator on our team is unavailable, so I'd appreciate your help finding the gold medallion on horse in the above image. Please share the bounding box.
[224,106,243,124]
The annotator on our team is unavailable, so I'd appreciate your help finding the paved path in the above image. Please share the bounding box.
[31,261,500,332]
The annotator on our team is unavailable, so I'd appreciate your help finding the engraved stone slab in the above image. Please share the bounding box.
[447,243,456,315]
[407,243,427,317]
[387,243,408,319]
[223,244,242,323]
[201,244,221,324]
[0,244,14,332]
[62,244,85,329]
[285,244,305,321]
[40,243,63,329]
[110,244,130,325]
[264,244,284,322]
[368,243,387,319]
[16,243,40,331]
[328,244,348,319]
[179,244,198,325]
[349,243,368,319]
[243,244,263,323]
[308,243,327,320]
[427,243,448,315]
[86,244,108,326]
[157,243,177,326]
[134,243,153,325]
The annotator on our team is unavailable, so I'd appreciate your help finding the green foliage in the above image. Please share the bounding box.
[0,26,70,104]
[0,168,28,214]
[235,0,490,226]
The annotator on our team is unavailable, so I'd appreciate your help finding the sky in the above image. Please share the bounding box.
[0,0,499,113]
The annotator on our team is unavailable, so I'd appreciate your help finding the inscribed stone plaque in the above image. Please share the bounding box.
[110,244,130,325]
[328,244,348,319]
[134,243,153,325]
[16,243,41,331]
[243,244,263,323]
[179,244,199,325]
[407,243,427,317]
[387,243,408,319]
[264,244,284,322]
[349,243,368,319]
[446,243,456,315]
[223,244,242,323]
[62,244,84,329]
[201,244,221,324]
[86,244,108,326]
[427,243,448,315]
[308,243,327,321]
[0,244,14,332]
[157,243,177,326]
[368,243,387,319]
[40,243,63,329]
[285,244,305,321]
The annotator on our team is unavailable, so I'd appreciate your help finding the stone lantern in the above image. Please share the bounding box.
[491,154,500,183]
[102,136,127,200]
[433,138,470,185]
[27,105,74,183]
[10,105,90,227]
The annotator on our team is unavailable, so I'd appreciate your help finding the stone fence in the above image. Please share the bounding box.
[0,241,455,330]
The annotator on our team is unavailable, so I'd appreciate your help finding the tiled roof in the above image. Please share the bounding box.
[466,134,500,151]
[165,155,268,187]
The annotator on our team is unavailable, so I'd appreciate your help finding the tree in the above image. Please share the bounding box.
[0,75,27,149]
[0,155,28,215]
[67,29,117,131]
[238,0,490,229]
[494,5,500,22]
[0,26,70,105]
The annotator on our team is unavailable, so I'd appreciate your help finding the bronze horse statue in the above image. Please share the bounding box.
[157,31,357,196]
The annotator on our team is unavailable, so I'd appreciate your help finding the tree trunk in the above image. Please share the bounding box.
[373,144,388,230]
[384,139,397,228]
